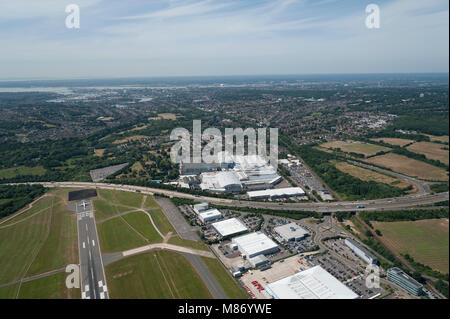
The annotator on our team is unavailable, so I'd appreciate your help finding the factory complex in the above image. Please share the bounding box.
[212,218,248,237]
[265,266,359,299]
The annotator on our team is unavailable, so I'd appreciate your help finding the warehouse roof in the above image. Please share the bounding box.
[212,218,248,237]
[266,266,359,299]
[247,187,305,199]
[232,232,278,257]
[274,222,309,240]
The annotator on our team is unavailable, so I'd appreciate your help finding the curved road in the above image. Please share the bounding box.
[16,181,449,212]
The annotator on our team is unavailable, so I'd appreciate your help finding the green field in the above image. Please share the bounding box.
[114,191,145,208]
[105,250,212,299]
[168,235,209,251]
[17,272,80,299]
[0,189,78,286]
[97,216,148,253]
[122,211,163,243]
[0,166,46,179]
[149,209,175,235]
[201,257,248,299]
[374,219,449,274]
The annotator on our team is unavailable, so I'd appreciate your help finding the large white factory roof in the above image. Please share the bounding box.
[217,171,242,188]
[232,232,278,258]
[247,187,305,199]
[198,209,222,222]
[212,218,248,237]
[266,266,359,299]
[274,222,309,241]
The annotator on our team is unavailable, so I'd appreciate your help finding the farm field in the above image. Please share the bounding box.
[201,257,248,299]
[0,189,78,286]
[105,250,212,299]
[365,153,448,181]
[406,142,449,165]
[370,137,414,147]
[373,219,449,274]
[321,140,391,157]
[426,135,450,143]
[333,161,415,192]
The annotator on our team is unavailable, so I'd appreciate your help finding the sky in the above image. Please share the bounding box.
[0,0,448,79]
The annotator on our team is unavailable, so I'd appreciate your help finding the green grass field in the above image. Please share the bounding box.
[17,272,80,299]
[97,216,147,253]
[0,190,78,285]
[0,283,20,299]
[168,235,209,251]
[201,257,248,299]
[105,250,212,299]
[122,211,163,243]
[149,209,175,235]
[374,219,449,274]
[114,191,145,208]
[0,166,46,179]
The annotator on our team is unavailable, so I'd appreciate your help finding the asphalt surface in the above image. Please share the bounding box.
[155,197,200,241]
[24,182,449,213]
[76,199,109,299]
[182,253,228,299]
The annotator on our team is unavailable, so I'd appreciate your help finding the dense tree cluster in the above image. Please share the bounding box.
[0,185,46,218]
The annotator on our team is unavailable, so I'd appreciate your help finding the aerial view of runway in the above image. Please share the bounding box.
[76,199,109,299]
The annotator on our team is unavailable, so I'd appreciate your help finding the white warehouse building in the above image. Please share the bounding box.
[212,218,248,237]
[274,222,309,242]
[266,266,359,299]
[345,238,378,265]
[198,209,222,223]
[232,232,279,259]
[247,187,305,200]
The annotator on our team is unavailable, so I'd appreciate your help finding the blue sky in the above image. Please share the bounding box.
[0,0,448,79]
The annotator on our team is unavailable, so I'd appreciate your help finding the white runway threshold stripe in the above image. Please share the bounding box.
[92,240,95,246]
[83,242,85,249]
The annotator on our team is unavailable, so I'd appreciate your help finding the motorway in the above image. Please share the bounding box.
[25,181,449,213]
[75,199,109,299]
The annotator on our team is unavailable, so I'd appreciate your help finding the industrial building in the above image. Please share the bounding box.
[197,152,282,193]
[248,255,270,268]
[387,268,423,296]
[274,222,309,242]
[180,162,221,175]
[212,218,248,238]
[193,203,209,215]
[265,266,359,299]
[344,238,378,265]
[247,187,305,200]
[232,232,279,259]
[198,208,222,223]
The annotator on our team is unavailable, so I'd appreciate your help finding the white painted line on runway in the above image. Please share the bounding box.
[92,240,95,247]
[100,292,105,299]
[83,242,85,249]
[85,285,89,292]
[98,280,103,287]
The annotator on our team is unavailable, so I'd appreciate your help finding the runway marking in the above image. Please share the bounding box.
[92,240,95,247]
[85,285,89,292]
[86,224,88,231]
[83,242,85,249]
[100,292,105,299]
[98,281,103,287]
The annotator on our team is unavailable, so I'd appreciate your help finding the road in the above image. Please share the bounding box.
[19,182,449,212]
[76,199,108,299]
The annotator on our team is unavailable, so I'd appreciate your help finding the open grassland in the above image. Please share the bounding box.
[333,161,415,192]
[406,142,449,165]
[97,217,147,253]
[0,166,46,179]
[426,135,450,143]
[93,199,117,220]
[365,153,448,181]
[149,209,175,235]
[370,138,414,147]
[113,135,148,145]
[0,283,20,299]
[105,250,212,299]
[201,257,248,299]
[0,189,78,285]
[168,235,209,251]
[17,272,80,299]
[321,140,391,157]
[373,219,449,274]
[122,211,163,243]
[114,190,145,208]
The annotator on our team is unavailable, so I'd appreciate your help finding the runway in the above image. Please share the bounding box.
[76,199,109,299]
